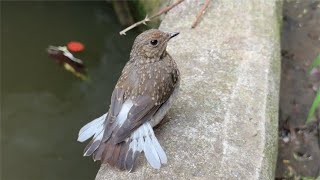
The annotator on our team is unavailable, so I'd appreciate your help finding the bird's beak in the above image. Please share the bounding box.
[169,32,180,39]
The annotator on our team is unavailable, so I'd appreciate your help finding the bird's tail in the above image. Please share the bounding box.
[77,113,107,156]
[98,122,167,171]
[77,114,167,171]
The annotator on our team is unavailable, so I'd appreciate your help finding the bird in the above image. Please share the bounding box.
[77,29,180,172]
[47,45,88,80]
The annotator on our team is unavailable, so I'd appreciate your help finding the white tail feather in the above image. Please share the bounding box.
[128,122,167,169]
[147,123,167,164]
[144,132,161,169]
[77,113,107,142]
[78,99,133,143]
[78,100,167,170]
[116,100,133,127]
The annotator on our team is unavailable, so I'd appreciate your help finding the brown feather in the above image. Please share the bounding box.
[113,105,160,144]
[125,149,134,171]
[116,142,129,170]
[109,144,121,166]
[93,143,106,161]
[105,146,116,163]
[102,88,125,141]
[109,88,125,119]
[101,140,112,163]
[98,139,136,171]
[83,139,94,154]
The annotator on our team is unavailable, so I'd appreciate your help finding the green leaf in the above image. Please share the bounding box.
[306,88,320,124]
[308,53,320,74]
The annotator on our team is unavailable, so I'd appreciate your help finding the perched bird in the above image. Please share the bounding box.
[47,45,88,80]
[77,29,180,171]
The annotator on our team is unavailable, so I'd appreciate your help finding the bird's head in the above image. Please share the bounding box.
[130,29,179,63]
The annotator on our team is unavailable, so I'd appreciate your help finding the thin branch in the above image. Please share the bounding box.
[191,0,210,28]
[119,0,185,35]
[119,15,150,35]
[149,0,184,19]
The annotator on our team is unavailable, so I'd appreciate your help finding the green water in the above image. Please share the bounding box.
[1,2,139,180]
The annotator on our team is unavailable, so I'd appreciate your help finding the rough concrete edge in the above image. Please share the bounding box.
[259,1,282,179]
[95,1,282,179]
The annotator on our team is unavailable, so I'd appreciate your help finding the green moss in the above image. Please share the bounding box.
[128,1,147,21]
[276,1,284,35]
[259,2,282,178]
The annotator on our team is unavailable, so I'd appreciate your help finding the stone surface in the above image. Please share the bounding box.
[96,0,281,179]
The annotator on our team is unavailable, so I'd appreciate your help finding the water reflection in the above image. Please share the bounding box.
[1,2,138,180]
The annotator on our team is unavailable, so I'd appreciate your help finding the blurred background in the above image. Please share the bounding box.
[1,1,141,180]
[277,1,320,179]
[1,0,320,180]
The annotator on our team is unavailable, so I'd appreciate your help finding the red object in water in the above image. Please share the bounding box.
[67,41,85,52]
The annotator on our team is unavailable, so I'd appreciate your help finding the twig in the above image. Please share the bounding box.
[191,0,210,28]
[119,0,185,35]
[149,0,184,19]
[119,15,150,35]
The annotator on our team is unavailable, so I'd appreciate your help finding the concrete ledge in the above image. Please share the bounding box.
[96,0,281,179]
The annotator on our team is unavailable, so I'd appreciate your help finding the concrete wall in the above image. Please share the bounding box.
[96,0,281,179]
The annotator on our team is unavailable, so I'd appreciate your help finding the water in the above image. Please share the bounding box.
[1,2,139,180]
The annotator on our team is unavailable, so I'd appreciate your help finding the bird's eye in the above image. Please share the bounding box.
[150,39,158,46]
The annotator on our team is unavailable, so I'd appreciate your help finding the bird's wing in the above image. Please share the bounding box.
[103,59,179,144]
[109,87,125,119]
[101,87,125,140]
[111,95,161,144]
